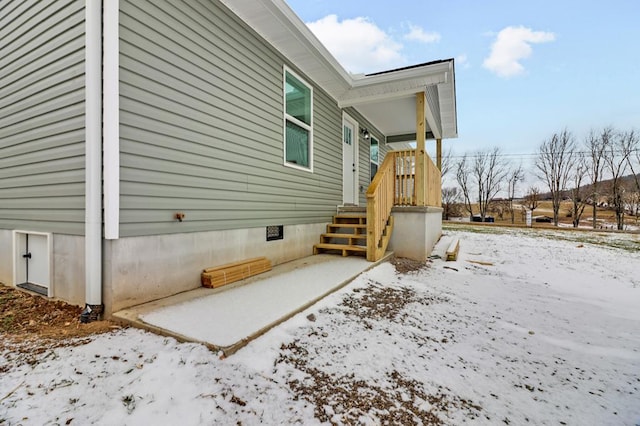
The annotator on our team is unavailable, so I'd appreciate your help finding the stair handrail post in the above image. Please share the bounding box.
[366,151,397,261]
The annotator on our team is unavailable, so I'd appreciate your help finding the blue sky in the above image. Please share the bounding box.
[285,0,640,183]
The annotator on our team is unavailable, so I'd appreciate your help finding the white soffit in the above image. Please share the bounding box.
[356,98,425,136]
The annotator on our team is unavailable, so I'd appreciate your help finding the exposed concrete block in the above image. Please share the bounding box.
[0,230,13,286]
[389,206,443,261]
[103,223,326,315]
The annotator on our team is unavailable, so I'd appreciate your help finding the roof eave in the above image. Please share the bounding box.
[219,0,458,139]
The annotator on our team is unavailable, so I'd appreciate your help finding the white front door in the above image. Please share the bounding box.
[342,116,358,205]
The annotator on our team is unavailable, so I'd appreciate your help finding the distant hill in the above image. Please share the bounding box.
[537,173,640,200]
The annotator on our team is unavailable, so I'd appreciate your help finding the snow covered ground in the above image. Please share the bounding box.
[2,226,639,425]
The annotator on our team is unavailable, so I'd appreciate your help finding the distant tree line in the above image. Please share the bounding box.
[442,126,640,230]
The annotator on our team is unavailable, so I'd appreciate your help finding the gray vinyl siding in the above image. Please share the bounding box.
[118,0,343,237]
[0,0,86,235]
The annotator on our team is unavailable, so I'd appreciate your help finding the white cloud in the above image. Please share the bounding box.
[456,54,470,69]
[483,26,555,77]
[404,24,441,43]
[306,14,404,74]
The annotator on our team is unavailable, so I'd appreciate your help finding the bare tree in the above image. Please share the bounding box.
[604,129,635,230]
[440,147,453,181]
[524,186,540,211]
[471,147,508,221]
[441,187,461,220]
[535,129,576,226]
[455,154,474,218]
[506,164,524,223]
[624,130,640,197]
[585,128,609,229]
[568,154,589,227]
[627,191,640,225]
[488,199,509,221]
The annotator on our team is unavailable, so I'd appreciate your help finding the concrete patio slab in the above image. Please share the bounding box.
[112,253,392,355]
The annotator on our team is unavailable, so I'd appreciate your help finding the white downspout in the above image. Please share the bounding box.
[83,0,103,321]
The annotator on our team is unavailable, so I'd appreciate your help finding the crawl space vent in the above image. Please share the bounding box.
[266,225,284,241]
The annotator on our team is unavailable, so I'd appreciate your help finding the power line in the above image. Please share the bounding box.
[445,147,640,160]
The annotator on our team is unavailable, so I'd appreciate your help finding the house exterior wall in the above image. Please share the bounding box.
[103,223,326,315]
[0,0,86,236]
[343,108,392,206]
[117,0,344,238]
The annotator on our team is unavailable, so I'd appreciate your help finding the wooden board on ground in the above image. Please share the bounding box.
[446,238,460,261]
[202,257,272,288]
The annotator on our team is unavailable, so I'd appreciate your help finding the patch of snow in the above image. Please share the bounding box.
[140,256,369,347]
[1,228,639,425]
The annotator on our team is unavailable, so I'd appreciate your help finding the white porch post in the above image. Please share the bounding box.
[415,92,426,206]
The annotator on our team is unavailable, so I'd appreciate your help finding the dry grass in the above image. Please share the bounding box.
[454,200,634,229]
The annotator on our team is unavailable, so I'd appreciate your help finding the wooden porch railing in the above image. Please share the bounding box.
[366,151,396,261]
[366,149,442,261]
[391,150,442,207]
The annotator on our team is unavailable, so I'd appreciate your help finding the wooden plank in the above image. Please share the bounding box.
[321,233,367,239]
[201,257,271,288]
[313,243,367,252]
[202,264,271,288]
[446,239,460,261]
[203,256,267,273]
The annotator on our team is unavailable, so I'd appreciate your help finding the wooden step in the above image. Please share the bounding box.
[320,233,367,245]
[337,206,366,214]
[313,243,367,257]
[334,214,367,225]
[321,233,367,240]
[327,223,366,231]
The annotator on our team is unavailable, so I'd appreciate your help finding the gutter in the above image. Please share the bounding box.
[82,0,103,322]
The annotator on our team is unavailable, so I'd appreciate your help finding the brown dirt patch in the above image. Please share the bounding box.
[0,283,119,355]
[278,340,482,424]
[390,257,430,274]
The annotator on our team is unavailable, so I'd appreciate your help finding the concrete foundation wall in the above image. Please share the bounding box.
[0,231,85,306]
[52,235,85,307]
[389,207,443,261]
[103,223,326,315]
[0,230,13,286]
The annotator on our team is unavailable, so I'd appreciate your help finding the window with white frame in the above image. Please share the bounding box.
[370,136,379,181]
[284,68,313,170]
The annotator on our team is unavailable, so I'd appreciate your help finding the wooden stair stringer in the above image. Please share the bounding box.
[371,215,394,261]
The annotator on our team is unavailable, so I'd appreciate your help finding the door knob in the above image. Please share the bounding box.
[22,252,31,259]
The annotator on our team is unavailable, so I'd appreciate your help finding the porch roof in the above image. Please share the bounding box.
[220,0,457,141]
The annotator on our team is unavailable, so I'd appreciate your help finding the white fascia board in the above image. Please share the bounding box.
[103,0,120,240]
[351,61,451,87]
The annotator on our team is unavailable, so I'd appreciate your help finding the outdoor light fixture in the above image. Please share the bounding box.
[360,128,370,140]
